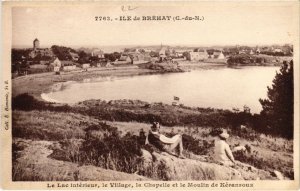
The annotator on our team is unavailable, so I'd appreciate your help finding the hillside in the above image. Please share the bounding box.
[12,109,293,181]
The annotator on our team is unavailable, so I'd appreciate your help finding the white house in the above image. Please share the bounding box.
[50,57,61,68]
[115,55,132,64]
[82,63,90,69]
[274,48,283,53]
[213,51,225,59]
[187,50,209,61]
[61,61,76,71]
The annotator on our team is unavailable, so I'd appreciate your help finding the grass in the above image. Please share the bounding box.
[12,110,98,141]
[13,93,290,141]
[12,110,294,180]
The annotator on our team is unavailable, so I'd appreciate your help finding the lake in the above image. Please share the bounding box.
[42,66,279,113]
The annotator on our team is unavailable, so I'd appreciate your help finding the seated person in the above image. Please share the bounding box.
[213,129,235,166]
[146,122,185,159]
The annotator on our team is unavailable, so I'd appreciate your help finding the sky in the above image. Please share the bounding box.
[12,2,298,48]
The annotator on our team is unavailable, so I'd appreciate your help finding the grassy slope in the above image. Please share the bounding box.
[12,110,293,180]
[12,110,148,181]
[13,138,148,181]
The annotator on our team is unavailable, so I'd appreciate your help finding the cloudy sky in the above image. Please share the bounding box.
[12,2,298,48]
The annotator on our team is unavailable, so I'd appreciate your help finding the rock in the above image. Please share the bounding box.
[142,149,243,180]
[240,125,247,129]
[141,149,276,180]
[273,170,284,180]
[141,149,153,163]
[247,166,255,172]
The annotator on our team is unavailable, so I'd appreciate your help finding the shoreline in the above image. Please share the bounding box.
[12,63,207,101]
[13,63,279,104]
[13,67,158,101]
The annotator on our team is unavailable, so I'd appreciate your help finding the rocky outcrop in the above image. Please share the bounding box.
[140,62,185,73]
[12,138,283,181]
[141,149,276,180]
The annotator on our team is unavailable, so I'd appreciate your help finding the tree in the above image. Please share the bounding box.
[51,45,75,60]
[104,52,121,62]
[259,60,294,138]
[227,54,252,65]
[78,51,90,64]
[182,51,189,58]
[149,51,159,57]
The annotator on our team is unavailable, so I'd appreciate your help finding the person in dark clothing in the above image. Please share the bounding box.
[146,122,185,159]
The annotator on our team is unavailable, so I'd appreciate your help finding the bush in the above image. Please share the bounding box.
[182,134,214,155]
[48,123,173,179]
[13,93,72,112]
[233,149,294,180]
[50,123,144,173]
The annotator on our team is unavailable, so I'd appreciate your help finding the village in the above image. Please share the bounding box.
[11,38,293,77]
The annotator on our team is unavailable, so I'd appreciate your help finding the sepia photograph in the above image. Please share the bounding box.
[1,1,299,190]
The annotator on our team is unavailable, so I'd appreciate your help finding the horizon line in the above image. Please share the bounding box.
[12,42,293,49]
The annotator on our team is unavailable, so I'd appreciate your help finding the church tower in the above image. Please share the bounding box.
[33,38,40,49]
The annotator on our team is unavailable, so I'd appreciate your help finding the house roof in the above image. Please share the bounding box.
[194,48,207,52]
[119,55,130,61]
[158,47,167,55]
[61,61,75,66]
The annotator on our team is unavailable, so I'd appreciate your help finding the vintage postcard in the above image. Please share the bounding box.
[1,1,299,190]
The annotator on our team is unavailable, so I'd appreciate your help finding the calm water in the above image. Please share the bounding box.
[43,66,279,113]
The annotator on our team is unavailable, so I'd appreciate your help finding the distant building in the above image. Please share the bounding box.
[106,62,113,67]
[187,50,209,61]
[256,48,261,54]
[213,51,225,59]
[130,52,152,64]
[91,49,104,58]
[82,63,91,69]
[29,48,53,58]
[274,48,283,53]
[33,38,40,49]
[29,38,53,58]
[49,57,61,72]
[238,50,246,54]
[131,53,145,62]
[157,46,169,62]
[115,55,132,64]
[49,57,61,68]
[61,61,76,71]
[159,47,167,58]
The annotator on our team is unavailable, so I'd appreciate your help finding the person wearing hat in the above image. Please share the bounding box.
[213,129,235,166]
[146,122,185,159]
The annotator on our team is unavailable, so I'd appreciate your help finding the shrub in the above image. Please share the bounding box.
[12,93,43,111]
[233,149,294,180]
